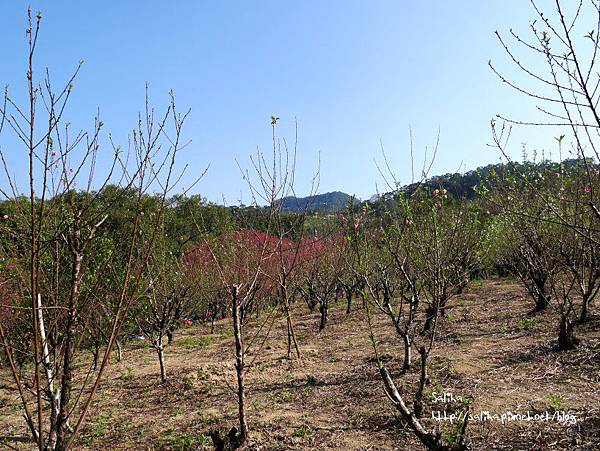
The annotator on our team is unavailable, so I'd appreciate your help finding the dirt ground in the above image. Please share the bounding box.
[1,279,599,450]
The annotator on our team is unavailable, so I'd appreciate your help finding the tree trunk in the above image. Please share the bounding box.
[55,315,75,451]
[345,290,352,314]
[439,294,449,318]
[156,341,166,383]
[402,332,412,371]
[115,339,123,363]
[231,286,248,444]
[38,293,59,450]
[413,346,429,419]
[380,365,466,451]
[92,346,100,372]
[285,306,301,360]
[286,316,292,358]
[319,301,328,331]
[533,278,549,311]
[167,328,174,345]
[558,315,577,350]
[282,286,301,360]
[579,294,590,324]
[55,251,83,451]
[423,304,436,333]
[535,292,549,311]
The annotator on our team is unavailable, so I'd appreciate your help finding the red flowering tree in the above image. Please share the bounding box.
[186,228,289,315]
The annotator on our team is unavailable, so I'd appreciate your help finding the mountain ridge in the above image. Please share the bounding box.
[277,191,359,213]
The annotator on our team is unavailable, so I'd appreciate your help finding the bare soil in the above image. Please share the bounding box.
[1,279,599,450]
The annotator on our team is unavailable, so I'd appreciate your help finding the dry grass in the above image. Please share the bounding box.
[1,279,599,450]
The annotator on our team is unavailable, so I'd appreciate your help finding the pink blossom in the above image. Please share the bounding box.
[69,168,74,173]
[584,184,591,193]
[442,189,447,195]
[433,189,440,197]
[434,201,442,209]
[51,151,56,157]
[354,217,361,229]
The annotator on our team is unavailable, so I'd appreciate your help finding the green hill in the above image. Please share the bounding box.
[277,191,359,213]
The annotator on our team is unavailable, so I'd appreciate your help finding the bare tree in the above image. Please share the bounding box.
[299,235,345,331]
[0,10,191,449]
[491,0,600,231]
[135,243,198,383]
[246,118,319,360]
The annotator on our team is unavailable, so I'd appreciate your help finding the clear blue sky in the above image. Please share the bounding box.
[0,1,570,204]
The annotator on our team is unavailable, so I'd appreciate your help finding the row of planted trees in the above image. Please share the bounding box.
[349,155,600,450]
[201,153,600,450]
[483,155,600,349]
[184,152,600,450]
[344,183,485,450]
[1,138,598,451]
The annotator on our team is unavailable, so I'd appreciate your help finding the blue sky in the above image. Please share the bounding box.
[0,1,571,204]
